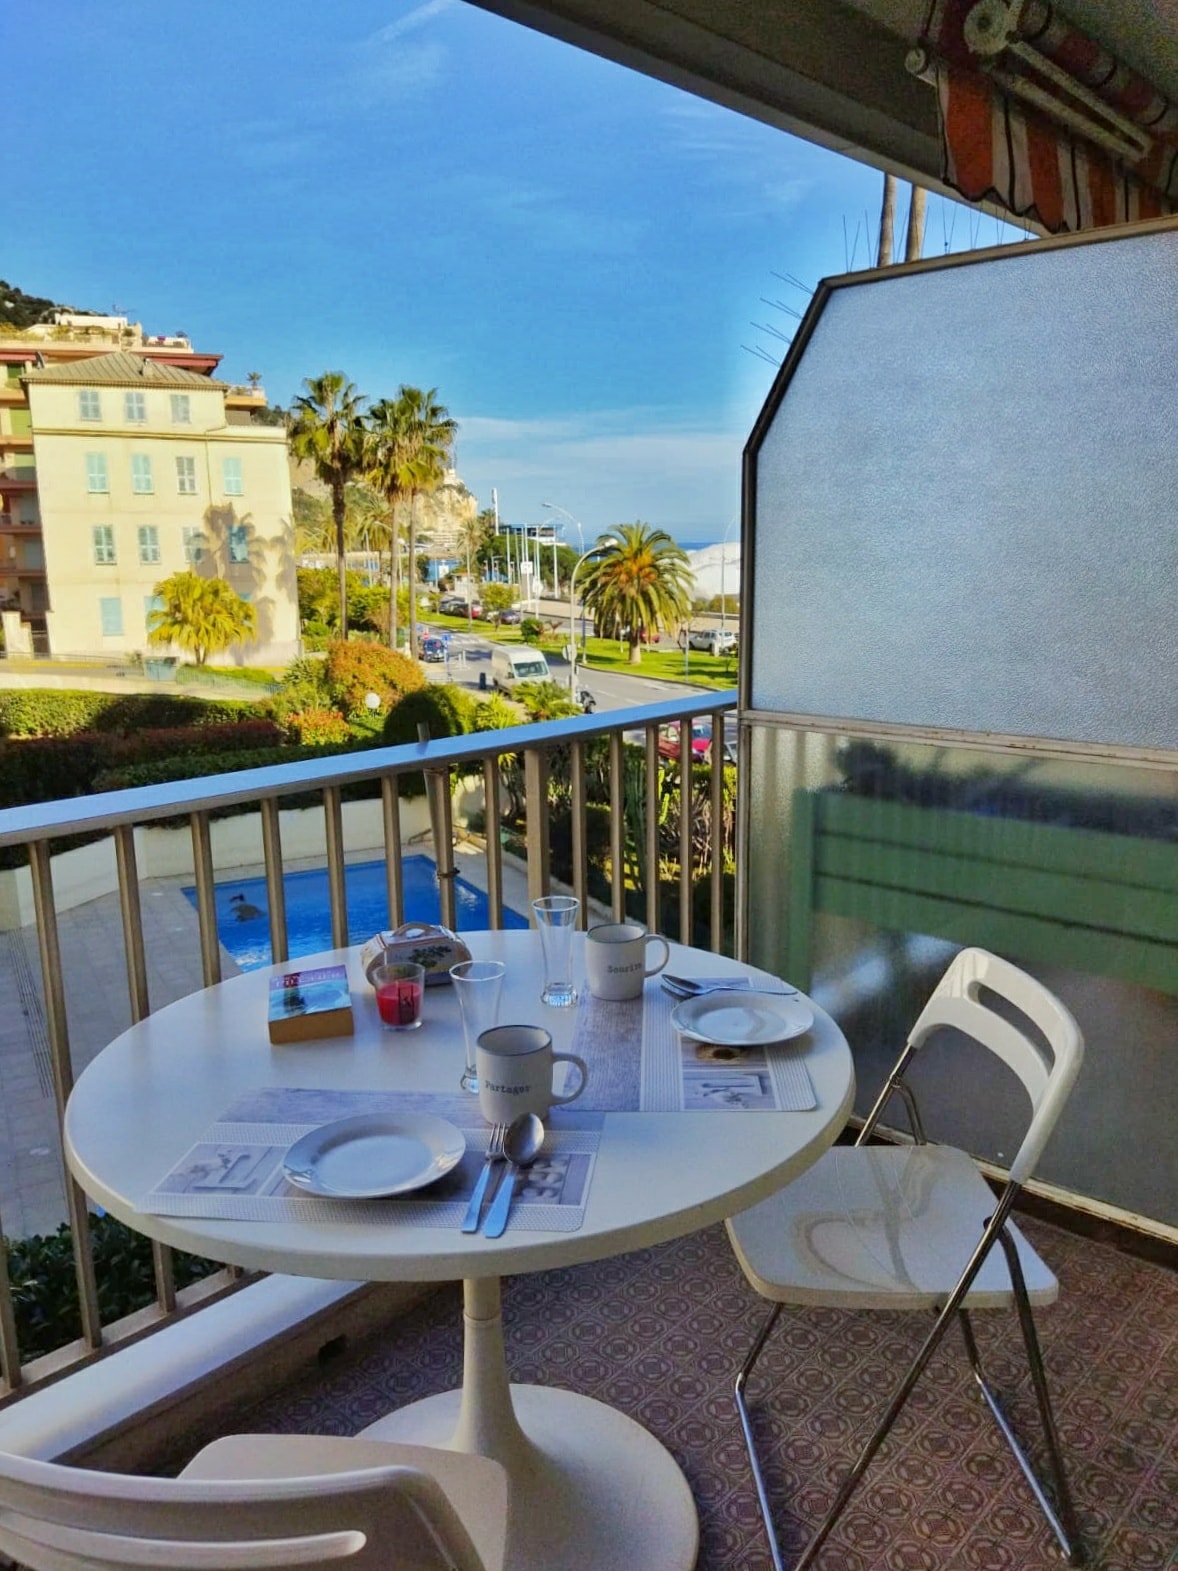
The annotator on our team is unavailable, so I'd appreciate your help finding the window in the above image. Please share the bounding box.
[137,525,161,564]
[85,453,109,493]
[99,597,123,636]
[78,389,102,421]
[182,526,205,565]
[228,523,249,563]
[175,456,197,494]
[170,393,191,423]
[131,454,154,494]
[124,391,146,422]
[222,455,244,495]
[92,525,116,564]
[144,594,164,625]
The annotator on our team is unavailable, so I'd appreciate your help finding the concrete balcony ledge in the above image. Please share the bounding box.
[0,1274,429,1470]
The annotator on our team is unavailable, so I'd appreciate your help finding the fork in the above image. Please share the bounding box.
[461,1123,506,1233]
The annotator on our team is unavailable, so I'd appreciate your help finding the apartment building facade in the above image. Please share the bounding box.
[0,315,298,664]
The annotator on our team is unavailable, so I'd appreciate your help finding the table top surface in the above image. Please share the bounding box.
[64,931,854,1281]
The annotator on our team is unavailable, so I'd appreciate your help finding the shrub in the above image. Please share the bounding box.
[4,1216,216,1362]
[323,640,426,714]
[285,708,353,746]
[0,689,266,740]
[382,685,474,798]
[514,680,582,722]
[270,656,332,725]
[520,618,543,646]
[91,739,380,796]
[470,693,523,733]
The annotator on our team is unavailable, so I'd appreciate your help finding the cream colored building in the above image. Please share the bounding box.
[0,323,298,665]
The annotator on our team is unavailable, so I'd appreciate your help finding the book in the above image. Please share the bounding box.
[268,964,354,1045]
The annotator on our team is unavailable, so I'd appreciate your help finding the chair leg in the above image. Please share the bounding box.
[734,1302,788,1571]
[971,1227,1083,1564]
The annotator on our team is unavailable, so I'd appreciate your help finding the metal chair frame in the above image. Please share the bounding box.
[734,1037,1084,1570]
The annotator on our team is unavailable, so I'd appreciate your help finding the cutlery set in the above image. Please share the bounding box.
[661,974,799,999]
[461,1112,545,1236]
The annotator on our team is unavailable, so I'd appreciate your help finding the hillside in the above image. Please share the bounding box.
[0,281,84,331]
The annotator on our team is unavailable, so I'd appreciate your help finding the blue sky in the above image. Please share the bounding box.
[9,1,1024,545]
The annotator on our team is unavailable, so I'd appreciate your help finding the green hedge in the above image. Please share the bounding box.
[3,1216,216,1363]
[92,738,382,799]
[0,689,268,739]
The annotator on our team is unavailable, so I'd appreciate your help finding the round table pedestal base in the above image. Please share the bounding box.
[359,1384,699,1571]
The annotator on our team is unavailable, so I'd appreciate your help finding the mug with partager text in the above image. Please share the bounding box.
[585,921,670,1002]
[476,1024,588,1124]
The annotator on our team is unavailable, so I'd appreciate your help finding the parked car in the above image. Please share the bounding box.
[678,626,737,655]
[495,607,523,625]
[491,645,551,691]
[657,721,736,764]
[438,595,481,618]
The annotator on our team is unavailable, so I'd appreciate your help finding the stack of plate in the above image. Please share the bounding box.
[669,990,813,1048]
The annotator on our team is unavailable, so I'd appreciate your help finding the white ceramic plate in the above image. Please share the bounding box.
[282,1113,465,1199]
[670,990,813,1047]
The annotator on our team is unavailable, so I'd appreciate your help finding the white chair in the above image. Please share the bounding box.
[726,948,1085,1570]
[0,1432,507,1571]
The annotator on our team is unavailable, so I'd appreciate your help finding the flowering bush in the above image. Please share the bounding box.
[284,707,353,746]
[324,640,426,714]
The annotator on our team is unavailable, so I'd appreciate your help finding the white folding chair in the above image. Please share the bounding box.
[726,948,1085,1570]
[0,1432,507,1571]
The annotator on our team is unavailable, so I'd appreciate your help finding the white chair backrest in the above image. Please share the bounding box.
[0,1449,492,1571]
[905,948,1083,1185]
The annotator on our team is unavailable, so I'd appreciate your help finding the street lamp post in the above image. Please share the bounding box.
[543,500,585,645]
[567,536,618,699]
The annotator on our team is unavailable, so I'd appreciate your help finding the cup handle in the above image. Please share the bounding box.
[551,1052,588,1105]
[644,935,671,978]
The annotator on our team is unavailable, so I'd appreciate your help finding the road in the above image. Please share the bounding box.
[419,627,718,710]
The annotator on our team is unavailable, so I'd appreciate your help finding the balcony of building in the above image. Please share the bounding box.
[0,686,1172,1568]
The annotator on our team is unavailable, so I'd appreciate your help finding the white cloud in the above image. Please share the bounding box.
[452,410,746,537]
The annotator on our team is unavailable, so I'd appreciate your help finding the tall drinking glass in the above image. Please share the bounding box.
[532,895,580,1007]
[450,960,506,1093]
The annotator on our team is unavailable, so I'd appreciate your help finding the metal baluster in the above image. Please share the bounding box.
[644,724,660,934]
[381,776,404,927]
[428,762,457,932]
[483,756,504,929]
[524,747,551,901]
[113,825,149,1023]
[570,738,589,924]
[28,842,102,1351]
[323,785,348,950]
[679,723,693,946]
[190,810,221,988]
[0,1198,23,1390]
[709,708,726,954]
[114,826,175,1314]
[609,730,625,920]
[261,797,288,967]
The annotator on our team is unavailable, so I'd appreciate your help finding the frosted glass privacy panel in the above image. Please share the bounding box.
[749,224,1178,750]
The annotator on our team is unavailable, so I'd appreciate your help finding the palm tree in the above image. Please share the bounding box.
[579,523,693,665]
[364,400,415,652]
[288,372,366,639]
[366,387,456,659]
[147,571,257,667]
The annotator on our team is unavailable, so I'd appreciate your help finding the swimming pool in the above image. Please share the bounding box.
[185,854,527,971]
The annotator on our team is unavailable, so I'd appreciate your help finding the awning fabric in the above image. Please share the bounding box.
[923,0,1178,231]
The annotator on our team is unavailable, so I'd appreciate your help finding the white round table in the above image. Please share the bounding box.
[66,932,854,1571]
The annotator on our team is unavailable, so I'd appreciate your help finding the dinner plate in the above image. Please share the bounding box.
[670,990,813,1047]
[282,1112,465,1199]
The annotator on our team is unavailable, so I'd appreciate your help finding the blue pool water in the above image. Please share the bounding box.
[184,854,527,971]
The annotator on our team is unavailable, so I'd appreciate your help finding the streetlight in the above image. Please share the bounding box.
[567,536,618,698]
[543,501,585,643]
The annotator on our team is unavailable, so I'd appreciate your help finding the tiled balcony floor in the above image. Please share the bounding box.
[230,1214,1176,1571]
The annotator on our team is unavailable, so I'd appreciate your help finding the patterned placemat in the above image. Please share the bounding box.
[139,1087,602,1233]
[571,978,816,1112]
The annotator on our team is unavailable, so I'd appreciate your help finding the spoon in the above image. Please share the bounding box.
[481,1112,545,1238]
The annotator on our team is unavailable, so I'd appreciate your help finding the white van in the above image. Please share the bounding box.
[491,645,551,691]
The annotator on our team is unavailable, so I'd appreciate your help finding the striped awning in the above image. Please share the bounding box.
[922,0,1177,231]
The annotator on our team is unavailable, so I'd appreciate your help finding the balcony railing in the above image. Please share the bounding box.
[0,691,737,1403]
